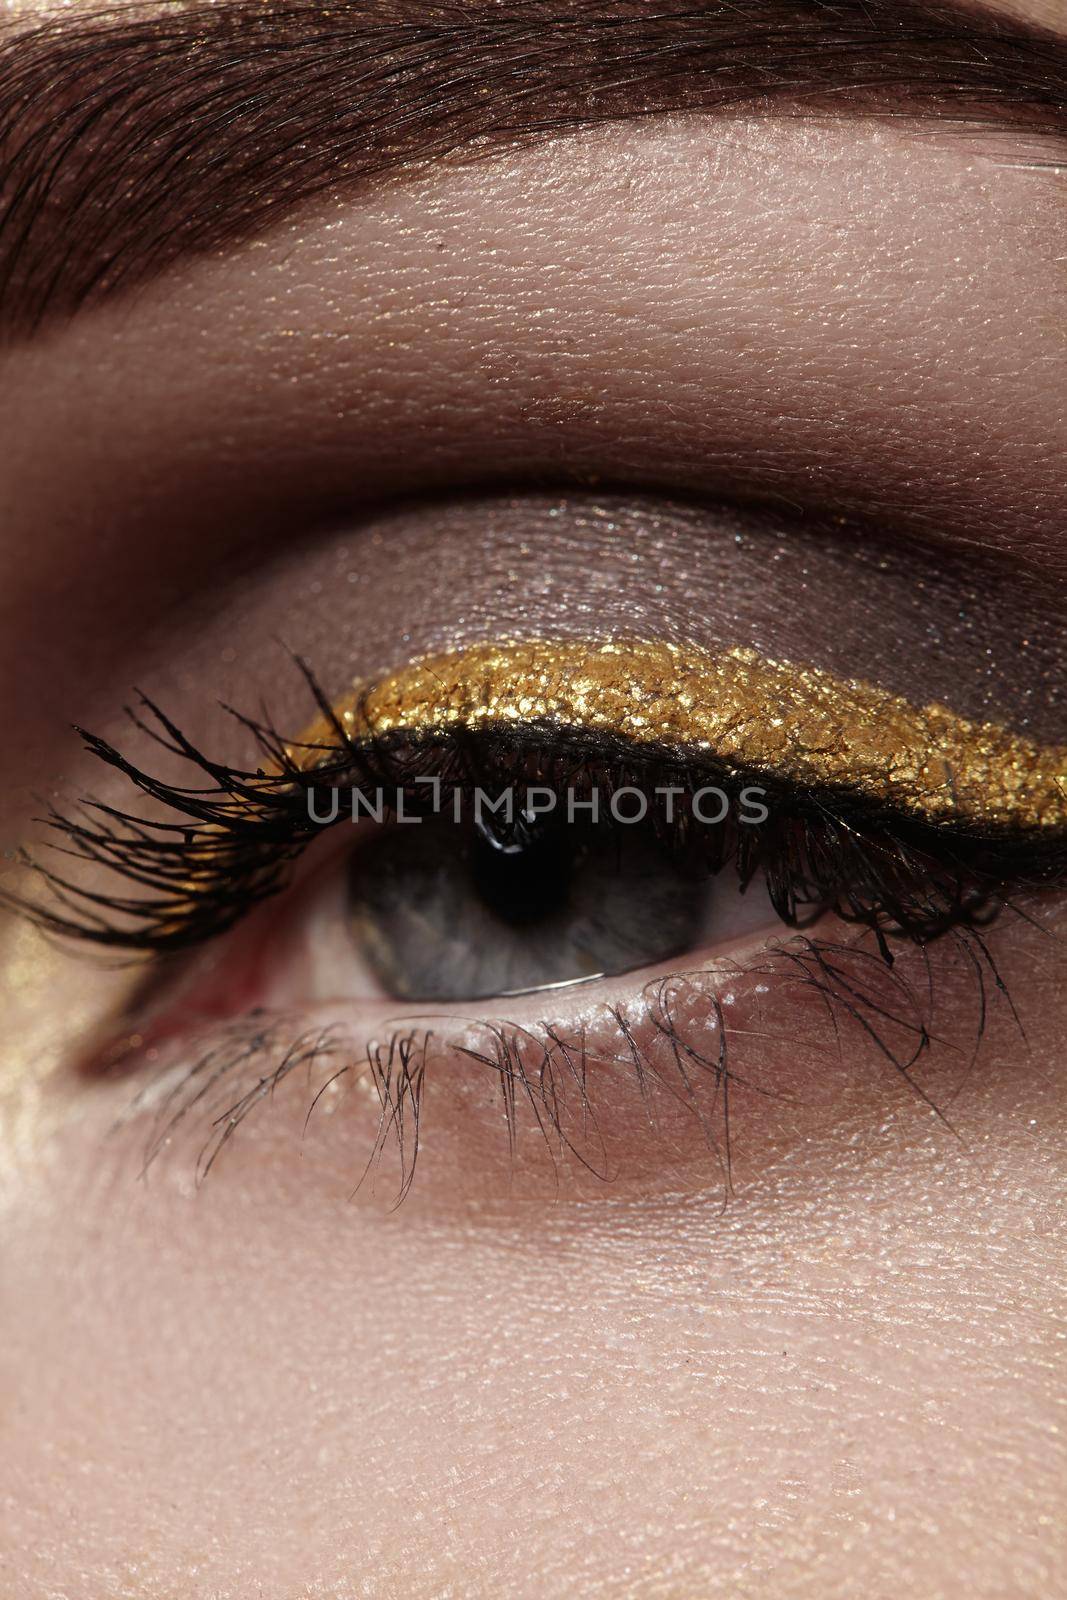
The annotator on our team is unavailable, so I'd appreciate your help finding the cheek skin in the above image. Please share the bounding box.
[0,903,1063,1596]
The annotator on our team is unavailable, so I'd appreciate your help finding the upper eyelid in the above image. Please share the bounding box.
[7,643,1067,956]
[322,638,1067,831]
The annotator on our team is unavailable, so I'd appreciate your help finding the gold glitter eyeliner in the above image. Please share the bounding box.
[298,638,1067,830]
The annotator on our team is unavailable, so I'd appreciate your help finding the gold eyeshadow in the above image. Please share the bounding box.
[296,637,1067,830]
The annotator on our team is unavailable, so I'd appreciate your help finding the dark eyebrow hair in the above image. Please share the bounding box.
[0,0,1064,339]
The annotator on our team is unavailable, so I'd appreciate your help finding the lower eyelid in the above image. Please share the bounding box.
[93,906,1040,1208]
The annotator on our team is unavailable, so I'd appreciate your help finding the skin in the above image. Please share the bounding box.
[0,3,1064,1596]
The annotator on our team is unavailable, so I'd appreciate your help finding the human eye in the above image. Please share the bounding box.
[17,617,1066,1202]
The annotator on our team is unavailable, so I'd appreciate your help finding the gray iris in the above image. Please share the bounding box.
[346,812,712,1002]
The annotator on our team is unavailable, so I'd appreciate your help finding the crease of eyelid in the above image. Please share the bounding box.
[308,638,1067,830]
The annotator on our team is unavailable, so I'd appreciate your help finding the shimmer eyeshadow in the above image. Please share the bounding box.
[297,638,1067,829]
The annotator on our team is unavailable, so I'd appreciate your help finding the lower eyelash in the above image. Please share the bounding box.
[110,920,1025,1207]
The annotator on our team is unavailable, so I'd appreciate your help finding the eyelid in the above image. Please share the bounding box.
[312,636,1067,830]
[11,638,1067,959]
[89,900,1046,1206]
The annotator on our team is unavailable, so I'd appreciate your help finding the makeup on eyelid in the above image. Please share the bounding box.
[219,500,1063,794]
[142,494,1064,770]
[20,485,1067,968]
[0,33,1064,1597]
[304,637,1067,829]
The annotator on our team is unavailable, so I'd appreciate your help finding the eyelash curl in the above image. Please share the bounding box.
[11,658,1067,958]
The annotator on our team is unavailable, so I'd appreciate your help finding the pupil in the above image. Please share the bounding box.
[469,813,574,927]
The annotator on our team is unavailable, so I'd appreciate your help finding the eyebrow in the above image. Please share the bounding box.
[0,0,1064,339]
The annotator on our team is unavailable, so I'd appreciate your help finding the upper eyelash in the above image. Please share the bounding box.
[8,660,1067,958]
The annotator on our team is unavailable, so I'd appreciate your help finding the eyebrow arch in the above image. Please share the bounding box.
[0,0,1064,340]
